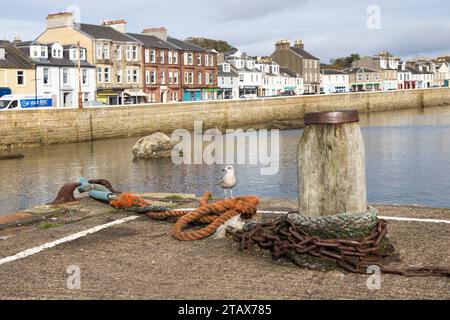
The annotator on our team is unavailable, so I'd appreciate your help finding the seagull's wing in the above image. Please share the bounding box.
[216,174,225,186]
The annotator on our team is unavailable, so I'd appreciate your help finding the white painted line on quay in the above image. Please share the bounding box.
[0,216,139,266]
[175,209,450,224]
[378,216,450,225]
[1,211,449,267]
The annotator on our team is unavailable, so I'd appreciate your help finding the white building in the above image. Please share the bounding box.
[436,62,450,87]
[217,62,239,99]
[320,69,350,94]
[16,41,96,107]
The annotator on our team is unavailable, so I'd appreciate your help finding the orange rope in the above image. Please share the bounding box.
[110,193,150,209]
[146,192,260,241]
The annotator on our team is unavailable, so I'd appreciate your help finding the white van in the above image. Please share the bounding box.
[0,94,54,110]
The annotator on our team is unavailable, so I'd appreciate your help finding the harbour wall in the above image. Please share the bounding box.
[1,88,450,149]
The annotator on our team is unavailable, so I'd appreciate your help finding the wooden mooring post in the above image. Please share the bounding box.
[298,110,367,217]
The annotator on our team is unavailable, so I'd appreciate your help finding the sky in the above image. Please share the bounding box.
[1,0,449,63]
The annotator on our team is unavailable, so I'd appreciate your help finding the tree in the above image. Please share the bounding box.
[330,54,361,69]
[184,37,237,53]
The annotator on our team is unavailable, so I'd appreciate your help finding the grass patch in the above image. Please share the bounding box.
[39,221,61,230]
[165,195,185,200]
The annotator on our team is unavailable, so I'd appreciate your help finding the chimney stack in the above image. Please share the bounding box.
[275,40,290,51]
[13,36,22,45]
[46,12,75,29]
[103,19,127,33]
[142,27,168,41]
[294,40,304,50]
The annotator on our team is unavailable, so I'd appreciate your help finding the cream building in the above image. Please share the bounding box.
[37,12,144,105]
[0,41,35,96]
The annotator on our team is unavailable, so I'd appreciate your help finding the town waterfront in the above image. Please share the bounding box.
[1,105,450,216]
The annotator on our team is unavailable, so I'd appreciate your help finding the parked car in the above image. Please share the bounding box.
[279,90,296,96]
[240,94,257,99]
[0,87,11,98]
[83,101,106,107]
[0,94,53,110]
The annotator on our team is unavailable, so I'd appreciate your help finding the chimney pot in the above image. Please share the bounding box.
[102,19,127,33]
[46,12,75,29]
[294,40,304,50]
[275,40,290,51]
[142,27,168,41]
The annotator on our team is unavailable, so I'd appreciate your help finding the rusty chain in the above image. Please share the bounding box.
[229,216,450,278]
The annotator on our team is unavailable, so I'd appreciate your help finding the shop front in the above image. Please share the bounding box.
[183,89,202,102]
[239,86,258,97]
[96,90,119,106]
[201,88,217,101]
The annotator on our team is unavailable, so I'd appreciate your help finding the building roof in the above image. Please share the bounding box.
[166,37,209,52]
[321,69,346,75]
[280,67,299,77]
[127,33,178,50]
[17,43,94,68]
[0,41,34,69]
[290,46,319,60]
[78,23,139,43]
[343,67,379,74]
[218,64,239,77]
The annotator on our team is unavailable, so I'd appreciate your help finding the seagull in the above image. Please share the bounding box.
[218,165,237,198]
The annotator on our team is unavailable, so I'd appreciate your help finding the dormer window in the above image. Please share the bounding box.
[41,46,47,58]
[222,63,230,72]
[0,48,5,60]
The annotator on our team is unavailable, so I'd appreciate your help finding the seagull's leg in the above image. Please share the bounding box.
[230,189,233,198]
[224,189,228,199]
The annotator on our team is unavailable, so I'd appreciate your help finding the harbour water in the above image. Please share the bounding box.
[1,106,450,216]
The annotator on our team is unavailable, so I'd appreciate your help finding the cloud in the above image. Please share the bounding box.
[0,0,449,62]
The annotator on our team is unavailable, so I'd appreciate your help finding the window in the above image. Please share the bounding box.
[43,68,50,85]
[97,67,103,83]
[116,45,122,60]
[62,68,69,85]
[184,72,189,84]
[239,74,244,82]
[151,71,156,84]
[188,53,193,65]
[83,93,90,102]
[151,50,156,63]
[210,55,214,67]
[82,69,88,85]
[96,44,103,59]
[145,70,150,84]
[133,69,138,83]
[189,72,194,84]
[184,53,188,65]
[366,75,371,81]
[117,69,122,83]
[104,67,110,83]
[205,73,210,85]
[17,71,25,86]
[173,52,178,64]
[126,46,132,61]
[198,54,202,66]
[132,46,138,61]
[205,54,209,67]
[145,49,150,63]
[80,49,86,61]
[127,69,132,83]
[160,71,165,84]
[41,46,47,58]
[169,72,173,84]
[103,44,110,59]
[174,71,179,84]
[357,75,363,82]
[160,51,165,64]
[168,51,173,64]
[198,72,202,85]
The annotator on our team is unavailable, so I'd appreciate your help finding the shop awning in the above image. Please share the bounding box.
[124,89,147,97]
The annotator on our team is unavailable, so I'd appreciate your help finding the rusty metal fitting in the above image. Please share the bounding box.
[304,110,360,125]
